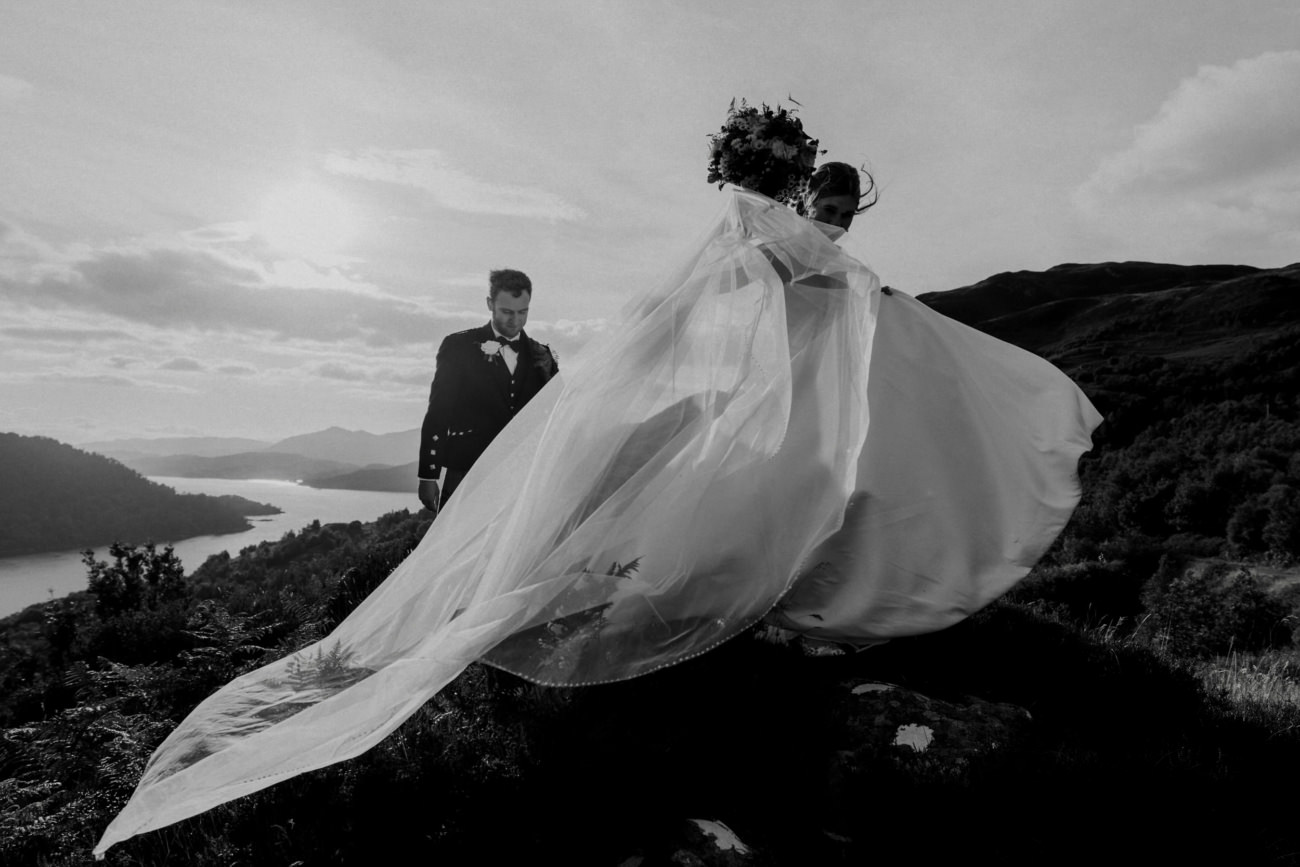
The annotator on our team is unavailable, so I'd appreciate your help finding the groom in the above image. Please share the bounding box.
[417,269,558,512]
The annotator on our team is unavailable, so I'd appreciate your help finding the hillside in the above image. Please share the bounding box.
[0,434,280,557]
[304,460,420,493]
[921,260,1300,369]
[923,261,1300,554]
[262,426,419,466]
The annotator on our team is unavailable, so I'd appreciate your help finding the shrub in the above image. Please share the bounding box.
[84,542,186,618]
[1139,559,1292,657]
[1006,559,1146,624]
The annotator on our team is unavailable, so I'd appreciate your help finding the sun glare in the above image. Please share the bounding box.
[256,182,359,259]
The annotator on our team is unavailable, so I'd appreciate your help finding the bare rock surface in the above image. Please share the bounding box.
[831,679,1033,789]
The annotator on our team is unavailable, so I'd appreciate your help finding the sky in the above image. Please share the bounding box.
[2,0,1297,445]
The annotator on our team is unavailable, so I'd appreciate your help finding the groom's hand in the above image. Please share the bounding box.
[418,479,441,513]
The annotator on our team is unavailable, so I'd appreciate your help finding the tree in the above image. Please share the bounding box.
[1262,483,1300,561]
[84,542,186,618]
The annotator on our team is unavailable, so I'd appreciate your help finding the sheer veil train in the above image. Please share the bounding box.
[94,187,890,856]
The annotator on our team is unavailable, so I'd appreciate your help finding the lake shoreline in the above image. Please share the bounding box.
[0,477,418,618]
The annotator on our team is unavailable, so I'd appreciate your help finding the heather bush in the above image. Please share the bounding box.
[1007,559,1146,624]
[1138,558,1293,657]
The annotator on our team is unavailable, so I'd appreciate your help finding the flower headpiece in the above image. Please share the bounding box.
[705,99,822,205]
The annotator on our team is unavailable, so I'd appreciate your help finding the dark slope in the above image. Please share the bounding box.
[0,433,279,557]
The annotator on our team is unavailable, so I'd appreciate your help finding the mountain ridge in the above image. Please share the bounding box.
[79,436,274,459]
[919,260,1300,368]
[85,428,422,484]
[260,426,419,465]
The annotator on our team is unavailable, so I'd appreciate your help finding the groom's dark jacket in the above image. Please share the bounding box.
[418,323,558,480]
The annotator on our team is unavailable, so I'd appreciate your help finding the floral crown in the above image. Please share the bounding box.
[705,99,822,205]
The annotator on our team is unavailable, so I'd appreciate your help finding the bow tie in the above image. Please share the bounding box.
[496,337,523,352]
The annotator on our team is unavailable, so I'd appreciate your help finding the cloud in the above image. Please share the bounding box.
[1074,51,1300,263]
[35,372,139,388]
[159,357,204,372]
[389,368,434,387]
[24,369,199,394]
[543,317,610,341]
[0,74,34,101]
[0,326,141,343]
[324,148,587,221]
[528,317,611,365]
[310,361,433,389]
[0,243,479,347]
[0,219,68,276]
[0,229,610,407]
[184,224,253,244]
[314,361,369,382]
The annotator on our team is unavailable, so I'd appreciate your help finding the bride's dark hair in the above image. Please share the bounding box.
[798,162,879,216]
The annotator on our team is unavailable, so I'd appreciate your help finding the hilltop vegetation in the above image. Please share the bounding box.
[2,261,1300,864]
[925,261,1300,566]
[0,434,279,557]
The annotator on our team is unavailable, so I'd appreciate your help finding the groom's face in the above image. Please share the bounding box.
[488,290,530,339]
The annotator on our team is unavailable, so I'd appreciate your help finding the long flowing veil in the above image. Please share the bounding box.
[94,188,881,856]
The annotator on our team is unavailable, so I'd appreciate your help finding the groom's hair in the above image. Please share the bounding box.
[489,269,532,300]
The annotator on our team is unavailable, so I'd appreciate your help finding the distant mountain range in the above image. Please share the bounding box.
[261,428,419,466]
[78,435,274,458]
[82,427,422,492]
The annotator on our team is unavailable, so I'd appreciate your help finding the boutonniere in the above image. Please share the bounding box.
[479,340,504,358]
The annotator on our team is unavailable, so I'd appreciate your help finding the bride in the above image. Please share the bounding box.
[769,158,1102,644]
[94,103,1100,856]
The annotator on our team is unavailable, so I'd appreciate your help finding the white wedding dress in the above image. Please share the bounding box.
[770,286,1102,642]
[95,189,1100,856]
